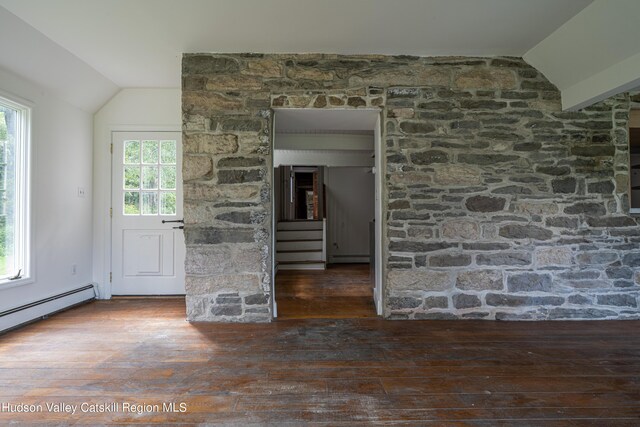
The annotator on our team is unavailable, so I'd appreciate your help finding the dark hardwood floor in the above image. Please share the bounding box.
[276,263,377,319]
[1,298,639,425]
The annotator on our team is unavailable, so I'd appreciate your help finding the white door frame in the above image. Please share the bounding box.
[271,114,278,317]
[271,108,385,317]
[97,125,180,300]
[373,114,383,315]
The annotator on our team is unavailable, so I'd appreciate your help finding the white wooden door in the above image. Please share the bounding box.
[111,132,185,295]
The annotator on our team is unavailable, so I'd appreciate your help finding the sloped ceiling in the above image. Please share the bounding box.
[524,0,640,110]
[0,0,593,113]
[0,8,118,112]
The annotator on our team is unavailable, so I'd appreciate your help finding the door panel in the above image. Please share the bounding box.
[111,131,185,295]
[122,230,175,276]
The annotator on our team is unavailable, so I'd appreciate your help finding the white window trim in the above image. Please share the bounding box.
[0,93,33,288]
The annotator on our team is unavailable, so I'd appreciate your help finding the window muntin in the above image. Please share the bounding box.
[122,140,177,216]
[0,96,30,282]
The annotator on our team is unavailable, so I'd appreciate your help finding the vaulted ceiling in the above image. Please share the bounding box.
[1,0,637,113]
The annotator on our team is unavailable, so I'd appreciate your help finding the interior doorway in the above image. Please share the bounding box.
[271,109,383,319]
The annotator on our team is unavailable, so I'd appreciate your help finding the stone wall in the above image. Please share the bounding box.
[182,53,640,322]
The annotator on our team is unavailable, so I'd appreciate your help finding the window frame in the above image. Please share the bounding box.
[121,138,178,217]
[0,92,32,288]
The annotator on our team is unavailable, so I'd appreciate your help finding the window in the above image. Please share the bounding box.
[0,96,30,283]
[122,139,177,216]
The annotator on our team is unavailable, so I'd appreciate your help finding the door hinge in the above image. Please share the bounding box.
[109,272,112,283]
[110,143,113,154]
[110,207,113,218]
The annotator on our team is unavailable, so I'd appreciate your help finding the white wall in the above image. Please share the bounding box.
[325,167,374,263]
[93,88,181,298]
[0,66,93,313]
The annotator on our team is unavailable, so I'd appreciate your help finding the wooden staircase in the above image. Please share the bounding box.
[276,220,326,270]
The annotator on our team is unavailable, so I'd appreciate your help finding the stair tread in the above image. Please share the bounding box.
[277,249,322,253]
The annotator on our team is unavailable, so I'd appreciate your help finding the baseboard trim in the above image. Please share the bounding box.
[0,284,96,334]
[330,256,370,263]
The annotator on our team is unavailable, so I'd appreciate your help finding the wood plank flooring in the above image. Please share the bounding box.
[0,298,639,425]
[276,263,377,319]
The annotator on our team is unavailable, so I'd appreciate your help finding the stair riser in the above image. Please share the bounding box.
[278,263,325,270]
[276,241,322,251]
[277,221,323,231]
[276,252,323,262]
[276,230,323,241]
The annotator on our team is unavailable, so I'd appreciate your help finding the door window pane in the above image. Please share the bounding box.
[160,192,176,215]
[160,166,176,190]
[124,191,140,215]
[123,166,140,190]
[142,166,158,190]
[142,191,158,215]
[160,140,176,164]
[124,140,140,164]
[142,140,159,164]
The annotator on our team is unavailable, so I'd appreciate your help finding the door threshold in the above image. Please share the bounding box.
[276,314,381,321]
[111,295,185,299]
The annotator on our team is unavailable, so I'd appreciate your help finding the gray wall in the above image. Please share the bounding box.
[182,53,639,322]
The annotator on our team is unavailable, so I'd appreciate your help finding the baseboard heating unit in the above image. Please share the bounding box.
[0,284,96,334]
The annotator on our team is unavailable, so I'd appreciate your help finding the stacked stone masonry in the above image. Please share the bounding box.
[182,53,640,322]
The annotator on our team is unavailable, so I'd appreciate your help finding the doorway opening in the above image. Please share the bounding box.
[272,109,383,319]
